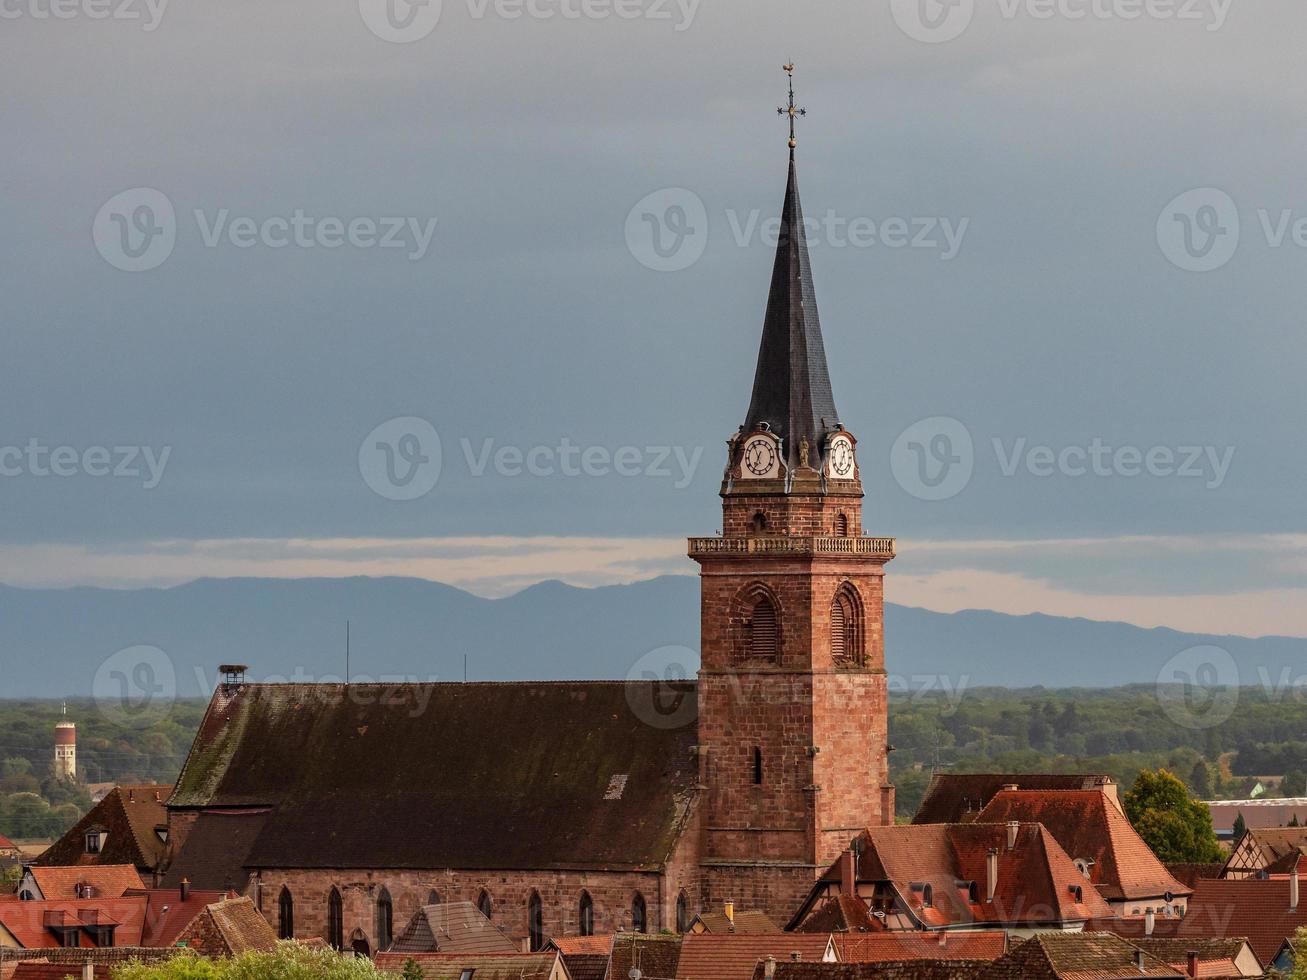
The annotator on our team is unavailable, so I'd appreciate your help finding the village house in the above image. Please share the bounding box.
[1220,826,1307,879]
[36,787,172,883]
[159,135,897,949]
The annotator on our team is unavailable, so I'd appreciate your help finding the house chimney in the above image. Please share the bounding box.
[1001,783,1019,792]
[789,952,801,962]
[1134,950,1146,971]
[839,849,856,897]
[128,789,135,802]
[82,964,94,980]
[986,848,999,902]
[180,878,191,902]
[1006,821,1019,851]
[1292,868,1300,912]
[1145,910,1155,937]
[763,957,776,980]
[1186,951,1199,979]
[724,900,735,924]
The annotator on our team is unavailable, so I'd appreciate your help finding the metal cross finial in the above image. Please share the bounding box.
[777,62,805,154]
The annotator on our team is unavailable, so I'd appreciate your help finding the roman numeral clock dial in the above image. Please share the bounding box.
[742,435,779,478]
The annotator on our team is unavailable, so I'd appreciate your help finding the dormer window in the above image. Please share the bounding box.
[85,829,104,855]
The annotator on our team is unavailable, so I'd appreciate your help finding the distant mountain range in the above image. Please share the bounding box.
[1,575,1302,697]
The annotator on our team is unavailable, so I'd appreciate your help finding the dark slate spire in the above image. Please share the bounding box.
[742,155,841,472]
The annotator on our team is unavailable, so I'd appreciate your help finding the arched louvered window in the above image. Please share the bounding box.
[676,892,690,934]
[831,585,862,667]
[478,889,493,920]
[579,892,594,936]
[749,596,779,660]
[751,512,768,534]
[376,887,393,951]
[528,891,544,951]
[834,513,849,536]
[631,893,647,934]
[327,888,343,950]
[278,887,294,940]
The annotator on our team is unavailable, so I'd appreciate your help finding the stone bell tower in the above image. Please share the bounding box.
[689,66,895,920]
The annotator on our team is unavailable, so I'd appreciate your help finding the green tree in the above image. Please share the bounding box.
[1124,768,1223,863]
[116,942,387,980]
[1284,770,1307,798]
[1275,924,1307,979]
[401,958,424,980]
[1232,811,1247,842]
[1190,760,1212,799]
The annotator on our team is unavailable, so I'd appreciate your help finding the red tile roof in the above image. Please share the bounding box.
[834,932,1006,963]
[913,774,1115,825]
[376,952,562,980]
[173,897,278,956]
[37,787,171,874]
[793,823,1113,931]
[691,911,780,935]
[25,867,144,901]
[1176,876,1307,964]
[676,934,833,980]
[612,933,681,980]
[0,836,16,851]
[0,899,147,948]
[792,897,881,935]
[130,887,233,948]
[975,790,1191,903]
[549,936,613,956]
[389,903,517,955]
[750,964,981,980]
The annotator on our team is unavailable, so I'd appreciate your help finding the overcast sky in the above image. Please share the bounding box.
[3,0,1306,636]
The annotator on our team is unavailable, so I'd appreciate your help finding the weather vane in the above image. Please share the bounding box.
[777,62,805,153]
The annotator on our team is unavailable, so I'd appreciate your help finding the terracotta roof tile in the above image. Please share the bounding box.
[550,936,614,956]
[376,952,561,980]
[834,933,1005,964]
[692,912,780,935]
[795,823,1113,931]
[750,963,983,980]
[793,897,881,935]
[975,790,1190,903]
[1176,876,1307,963]
[1164,864,1223,889]
[0,899,147,948]
[25,867,144,901]
[174,897,278,956]
[913,775,1114,826]
[676,934,832,980]
[170,683,698,871]
[1126,938,1258,979]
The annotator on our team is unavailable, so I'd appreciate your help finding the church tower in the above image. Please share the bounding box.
[689,66,895,917]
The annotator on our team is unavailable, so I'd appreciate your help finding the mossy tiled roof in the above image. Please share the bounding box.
[170,681,699,871]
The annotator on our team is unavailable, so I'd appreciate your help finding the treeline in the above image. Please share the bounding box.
[0,698,209,840]
[888,685,1307,817]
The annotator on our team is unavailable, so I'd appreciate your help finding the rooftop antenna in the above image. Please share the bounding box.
[346,620,350,685]
[777,62,806,156]
[463,653,468,683]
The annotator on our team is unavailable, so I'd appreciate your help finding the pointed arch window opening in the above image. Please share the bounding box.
[328,887,344,950]
[278,887,294,940]
[579,891,595,936]
[528,891,544,952]
[376,887,394,952]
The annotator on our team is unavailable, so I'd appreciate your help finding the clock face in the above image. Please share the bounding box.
[742,436,779,478]
[828,436,856,478]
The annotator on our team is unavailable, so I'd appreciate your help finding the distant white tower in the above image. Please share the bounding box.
[54,703,77,780]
